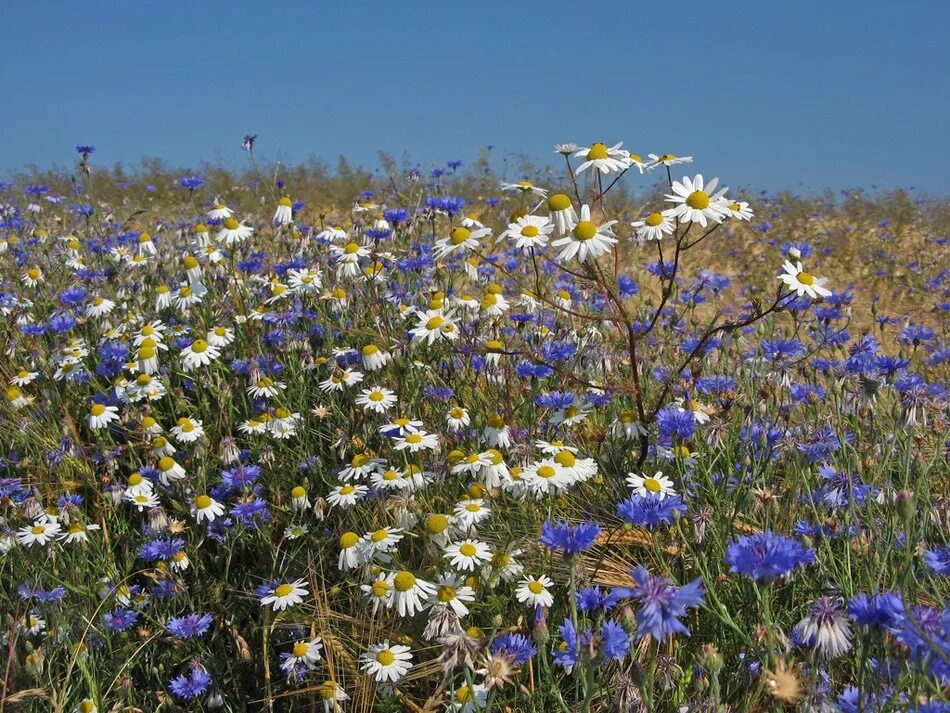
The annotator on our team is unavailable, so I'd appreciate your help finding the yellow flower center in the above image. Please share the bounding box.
[158,456,175,471]
[394,571,416,591]
[520,225,540,237]
[657,153,676,162]
[528,580,544,594]
[797,271,815,285]
[275,407,291,419]
[343,242,360,254]
[673,445,691,458]
[179,287,193,298]
[136,374,151,386]
[192,494,213,510]
[586,143,609,160]
[425,316,445,330]
[183,255,198,269]
[644,478,661,493]
[536,465,556,479]
[352,454,369,467]
[369,391,384,402]
[80,701,96,713]
[90,404,106,416]
[31,525,45,535]
[405,433,423,444]
[223,218,239,230]
[376,649,395,666]
[128,473,144,486]
[459,543,477,557]
[319,682,337,700]
[456,686,471,703]
[686,191,710,210]
[554,451,576,467]
[487,415,504,429]
[548,194,572,211]
[465,503,481,513]
[293,642,309,657]
[339,485,356,496]
[362,344,378,356]
[27,268,41,280]
[279,197,293,207]
[189,339,208,354]
[274,583,294,598]
[371,580,390,597]
[645,212,664,227]
[340,531,359,548]
[438,585,457,602]
[371,528,389,543]
[572,221,597,241]
[426,514,449,534]
[450,226,472,245]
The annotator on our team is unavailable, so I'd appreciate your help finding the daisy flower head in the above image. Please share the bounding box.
[88,402,119,430]
[273,196,294,226]
[648,153,693,167]
[259,578,309,611]
[208,200,233,220]
[338,531,363,570]
[632,210,676,243]
[547,193,578,235]
[665,174,728,227]
[430,573,476,617]
[180,338,220,371]
[573,142,631,175]
[501,180,548,197]
[409,309,460,346]
[327,482,368,509]
[778,260,832,300]
[626,471,677,499]
[17,519,62,547]
[216,217,253,246]
[452,498,492,531]
[391,570,436,617]
[355,386,397,414]
[280,637,323,676]
[191,494,225,523]
[516,574,554,608]
[722,199,754,221]
[444,539,493,571]
[551,204,617,263]
[393,429,439,452]
[170,417,204,443]
[502,214,554,251]
[361,640,412,683]
[434,225,491,259]
[360,343,391,371]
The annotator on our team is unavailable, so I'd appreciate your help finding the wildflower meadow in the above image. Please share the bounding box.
[0,141,948,713]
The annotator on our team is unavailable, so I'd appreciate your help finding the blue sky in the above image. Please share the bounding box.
[1,1,948,192]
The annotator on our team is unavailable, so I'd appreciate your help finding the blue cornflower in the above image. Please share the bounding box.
[76,145,96,155]
[894,605,950,683]
[924,546,950,576]
[59,287,88,305]
[898,324,935,345]
[601,619,631,660]
[724,530,815,581]
[515,361,553,379]
[615,566,704,642]
[656,406,696,443]
[847,592,904,630]
[169,665,212,700]
[104,607,139,632]
[17,583,67,602]
[616,494,686,530]
[575,586,612,613]
[540,520,601,555]
[168,613,213,639]
[552,618,580,670]
[178,175,205,191]
[535,391,575,409]
[383,208,409,225]
[491,633,537,664]
[541,341,576,363]
[242,134,257,151]
[423,385,454,401]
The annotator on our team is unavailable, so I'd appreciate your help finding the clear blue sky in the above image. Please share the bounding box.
[1,1,948,193]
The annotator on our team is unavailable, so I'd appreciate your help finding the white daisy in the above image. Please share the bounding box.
[665,174,728,227]
[260,579,309,611]
[551,204,618,263]
[192,494,225,523]
[444,539,493,571]
[16,520,62,547]
[626,471,677,499]
[632,210,677,242]
[361,640,412,683]
[515,575,554,608]
[391,570,436,617]
[434,226,491,259]
[573,142,631,175]
[778,260,832,299]
[355,386,398,414]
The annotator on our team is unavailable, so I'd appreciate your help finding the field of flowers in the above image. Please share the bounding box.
[0,141,947,713]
